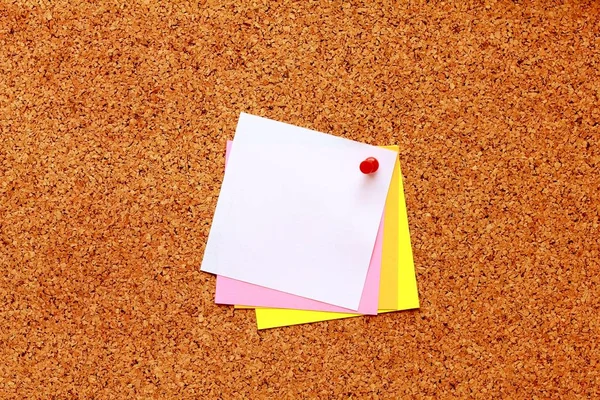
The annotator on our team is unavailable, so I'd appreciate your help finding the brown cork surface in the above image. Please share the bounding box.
[1,0,599,398]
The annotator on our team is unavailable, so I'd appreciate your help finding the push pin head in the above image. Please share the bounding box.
[360,157,379,174]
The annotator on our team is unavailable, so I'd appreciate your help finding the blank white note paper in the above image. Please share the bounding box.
[201,113,397,310]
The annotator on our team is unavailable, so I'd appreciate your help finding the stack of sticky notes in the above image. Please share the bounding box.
[201,113,419,329]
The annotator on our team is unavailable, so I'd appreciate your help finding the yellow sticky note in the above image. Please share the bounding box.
[378,153,400,309]
[396,161,419,310]
[254,151,419,329]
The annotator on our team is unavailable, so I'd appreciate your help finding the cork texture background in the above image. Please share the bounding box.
[1,0,599,398]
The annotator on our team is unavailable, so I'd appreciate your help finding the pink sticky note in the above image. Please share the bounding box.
[214,141,382,315]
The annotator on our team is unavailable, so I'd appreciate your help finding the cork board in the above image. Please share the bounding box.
[1,1,599,398]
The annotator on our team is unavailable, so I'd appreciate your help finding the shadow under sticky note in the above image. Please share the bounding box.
[253,149,419,329]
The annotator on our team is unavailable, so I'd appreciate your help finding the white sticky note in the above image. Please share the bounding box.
[201,113,397,310]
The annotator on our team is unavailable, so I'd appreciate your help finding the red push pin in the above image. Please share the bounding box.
[360,157,379,174]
